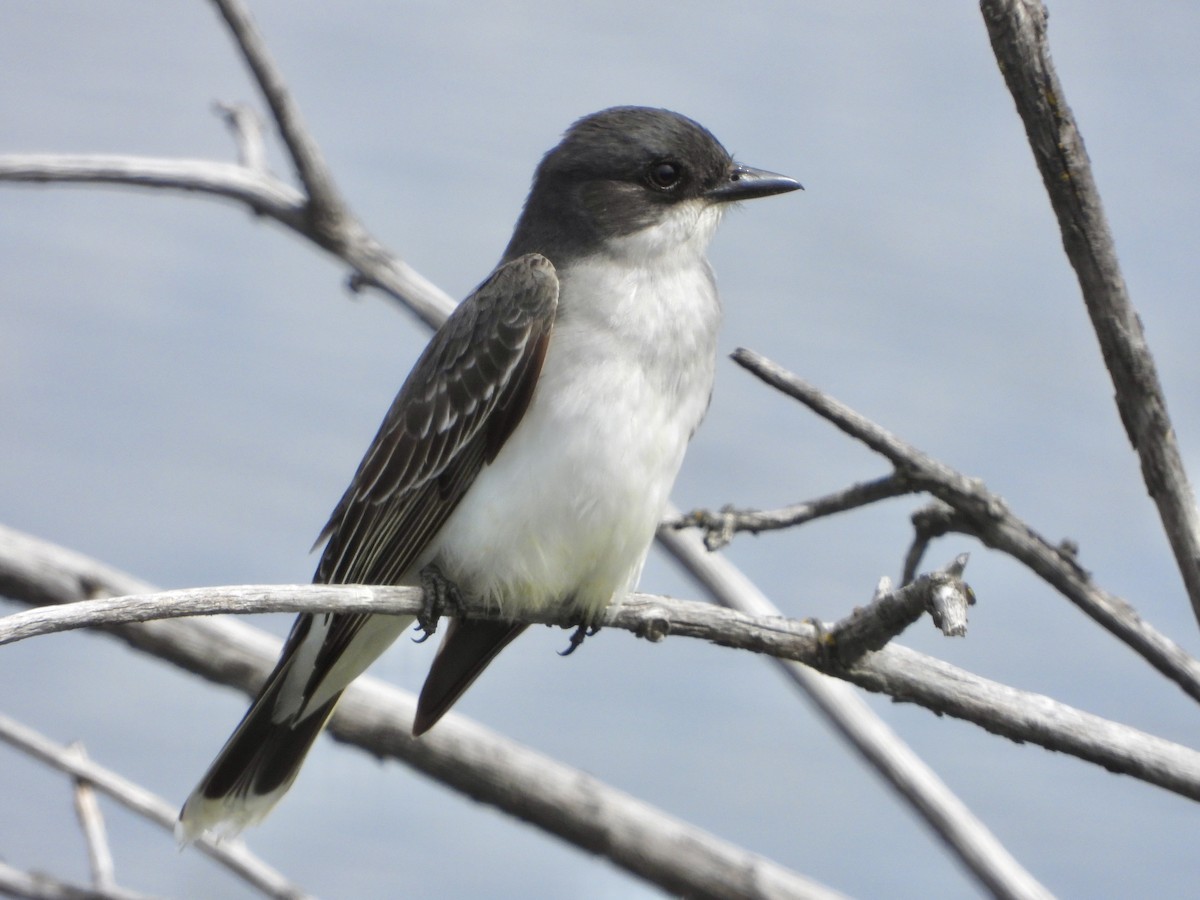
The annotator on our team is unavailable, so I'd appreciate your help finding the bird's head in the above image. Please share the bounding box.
[505,106,800,263]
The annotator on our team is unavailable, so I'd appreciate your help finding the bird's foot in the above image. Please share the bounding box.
[559,623,601,657]
[415,563,466,643]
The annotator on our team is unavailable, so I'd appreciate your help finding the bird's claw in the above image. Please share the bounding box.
[559,623,601,657]
[415,563,466,643]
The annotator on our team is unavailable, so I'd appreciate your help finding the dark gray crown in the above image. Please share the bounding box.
[503,107,735,263]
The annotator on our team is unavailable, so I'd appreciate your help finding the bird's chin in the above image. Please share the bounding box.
[607,200,723,267]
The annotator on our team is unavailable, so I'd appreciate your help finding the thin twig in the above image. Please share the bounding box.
[732,346,1200,704]
[214,102,268,172]
[904,501,953,584]
[981,0,1200,631]
[0,714,313,900]
[669,473,914,550]
[67,743,117,892]
[821,554,973,667]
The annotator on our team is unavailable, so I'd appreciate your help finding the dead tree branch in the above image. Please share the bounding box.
[0,528,840,900]
[656,520,1056,899]
[0,714,311,900]
[731,346,1200,705]
[0,572,972,663]
[0,860,153,900]
[981,0,1200,630]
[669,474,913,551]
[66,743,118,894]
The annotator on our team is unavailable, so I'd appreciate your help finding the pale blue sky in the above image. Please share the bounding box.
[2,2,1199,897]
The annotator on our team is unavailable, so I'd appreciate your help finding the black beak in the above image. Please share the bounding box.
[706,164,803,202]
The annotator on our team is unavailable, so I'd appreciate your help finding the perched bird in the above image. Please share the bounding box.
[179,106,800,838]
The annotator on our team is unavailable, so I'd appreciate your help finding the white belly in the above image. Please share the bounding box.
[427,248,721,620]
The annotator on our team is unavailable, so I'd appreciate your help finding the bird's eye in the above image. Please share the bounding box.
[647,160,684,190]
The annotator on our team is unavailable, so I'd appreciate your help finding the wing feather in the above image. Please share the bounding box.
[300,253,558,685]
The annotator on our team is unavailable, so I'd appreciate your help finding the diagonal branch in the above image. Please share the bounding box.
[732,346,1200,705]
[846,642,1200,802]
[659,517,1198,888]
[208,0,343,226]
[67,743,118,893]
[0,714,312,900]
[204,0,461,331]
[656,518,1056,899]
[981,0,1200,629]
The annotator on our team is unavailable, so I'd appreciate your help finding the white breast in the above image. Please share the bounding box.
[429,201,724,619]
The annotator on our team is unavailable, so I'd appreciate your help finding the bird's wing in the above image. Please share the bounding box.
[302,252,558,674]
[179,254,559,836]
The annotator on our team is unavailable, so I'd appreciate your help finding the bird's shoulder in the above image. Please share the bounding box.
[312,254,559,560]
[400,252,558,435]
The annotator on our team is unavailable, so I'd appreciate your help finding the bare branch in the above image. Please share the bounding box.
[0,153,455,329]
[2,7,461,335]
[66,743,117,893]
[0,550,1100,785]
[669,473,914,550]
[0,154,305,223]
[904,501,953,585]
[0,860,153,900]
[334,687,848,900]
[980,0,1200,629]
[732,346,1200,704]
[664,516,1200,802]
[0,714,312,900]
[6,522,1196,862]
[3,579,974,672]
[204,0,463,340]
[208,0,343,225]
[0,528,840,900]
[855,642,1200,801]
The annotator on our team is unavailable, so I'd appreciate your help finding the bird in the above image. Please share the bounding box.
[178,105,800,839]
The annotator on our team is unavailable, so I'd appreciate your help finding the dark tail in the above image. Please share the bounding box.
[177,666,341,841]
[413,619,526,736]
